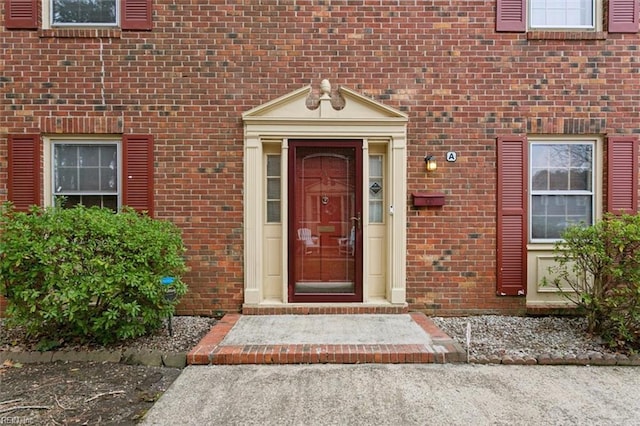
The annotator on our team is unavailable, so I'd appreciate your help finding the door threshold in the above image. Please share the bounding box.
[242,300,408,315]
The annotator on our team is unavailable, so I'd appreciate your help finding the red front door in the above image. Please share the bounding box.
[288,140,363,302]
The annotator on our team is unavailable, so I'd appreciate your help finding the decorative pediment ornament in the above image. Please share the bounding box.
[242,80,408,122]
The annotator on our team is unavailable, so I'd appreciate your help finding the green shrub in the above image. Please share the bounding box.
[0,203,187,346]
[547,213,640,352]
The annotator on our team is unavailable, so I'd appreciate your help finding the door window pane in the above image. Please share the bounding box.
[291,144,358,298]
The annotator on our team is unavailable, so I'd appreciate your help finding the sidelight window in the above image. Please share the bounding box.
[266,155,281,223]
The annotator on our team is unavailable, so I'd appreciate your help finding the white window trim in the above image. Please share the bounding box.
[43,0,120,29]
[44,135,122,208]
[528,0,602,31]
[528,137,600,244]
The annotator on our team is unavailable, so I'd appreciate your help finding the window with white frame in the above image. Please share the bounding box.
[266,154,281,223]
[368,155,384,223]
[52,140,120,210]
[530,0,595,29]
[530,141,595,241]
[51,0,118,26]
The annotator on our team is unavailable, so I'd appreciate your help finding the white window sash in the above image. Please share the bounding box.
[50,0,119,27]
[529,141,596,242]
[529,0,595,30]
[51,140,121,206]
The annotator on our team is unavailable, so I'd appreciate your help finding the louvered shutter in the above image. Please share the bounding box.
[121,0,152,30]
[609,0,639,33]
[122,134,154,216]
[497,136,527,296]
[496,0,526,32]
[8,134,40,211]
[607,136,638,214]
[5,0,37,29]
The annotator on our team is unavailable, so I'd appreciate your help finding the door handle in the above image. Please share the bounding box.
[350,212,361,230]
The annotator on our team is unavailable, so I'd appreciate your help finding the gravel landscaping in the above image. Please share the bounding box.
[0,316,217,354]
[431,315,630,364]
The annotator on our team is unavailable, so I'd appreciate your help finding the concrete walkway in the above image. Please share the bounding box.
[141,363,640,425]
[144,314,640,425]
[187,313,465,365]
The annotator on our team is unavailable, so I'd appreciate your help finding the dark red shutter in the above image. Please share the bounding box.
[121,0,152,30]
[5,0,38,29]
[607,136,638,214]
[8,134,40,211]
[123,134,154,216]
[497,136,527,296]
[609,0,639,33]
[496,0,526,32]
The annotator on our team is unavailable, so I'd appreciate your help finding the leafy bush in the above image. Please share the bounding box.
[547,213,640,352]
[0,203,187,346]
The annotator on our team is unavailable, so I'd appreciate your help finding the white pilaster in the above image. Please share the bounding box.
[390,133,407,304]
[244,136,262,305]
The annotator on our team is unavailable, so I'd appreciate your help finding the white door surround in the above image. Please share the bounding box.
[242,80,408,308]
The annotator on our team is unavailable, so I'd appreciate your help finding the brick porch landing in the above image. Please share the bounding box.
[187,313,465,365]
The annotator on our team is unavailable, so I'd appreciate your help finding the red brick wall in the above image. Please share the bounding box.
[2,1,638,316]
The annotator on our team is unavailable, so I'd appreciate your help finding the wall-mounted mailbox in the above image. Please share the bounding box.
[412,192,445,207]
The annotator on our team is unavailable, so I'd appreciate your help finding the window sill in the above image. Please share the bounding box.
[39,28,122,39]
[527,31,607,41]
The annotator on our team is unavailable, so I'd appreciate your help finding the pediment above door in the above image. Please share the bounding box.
[242,81,408,124]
